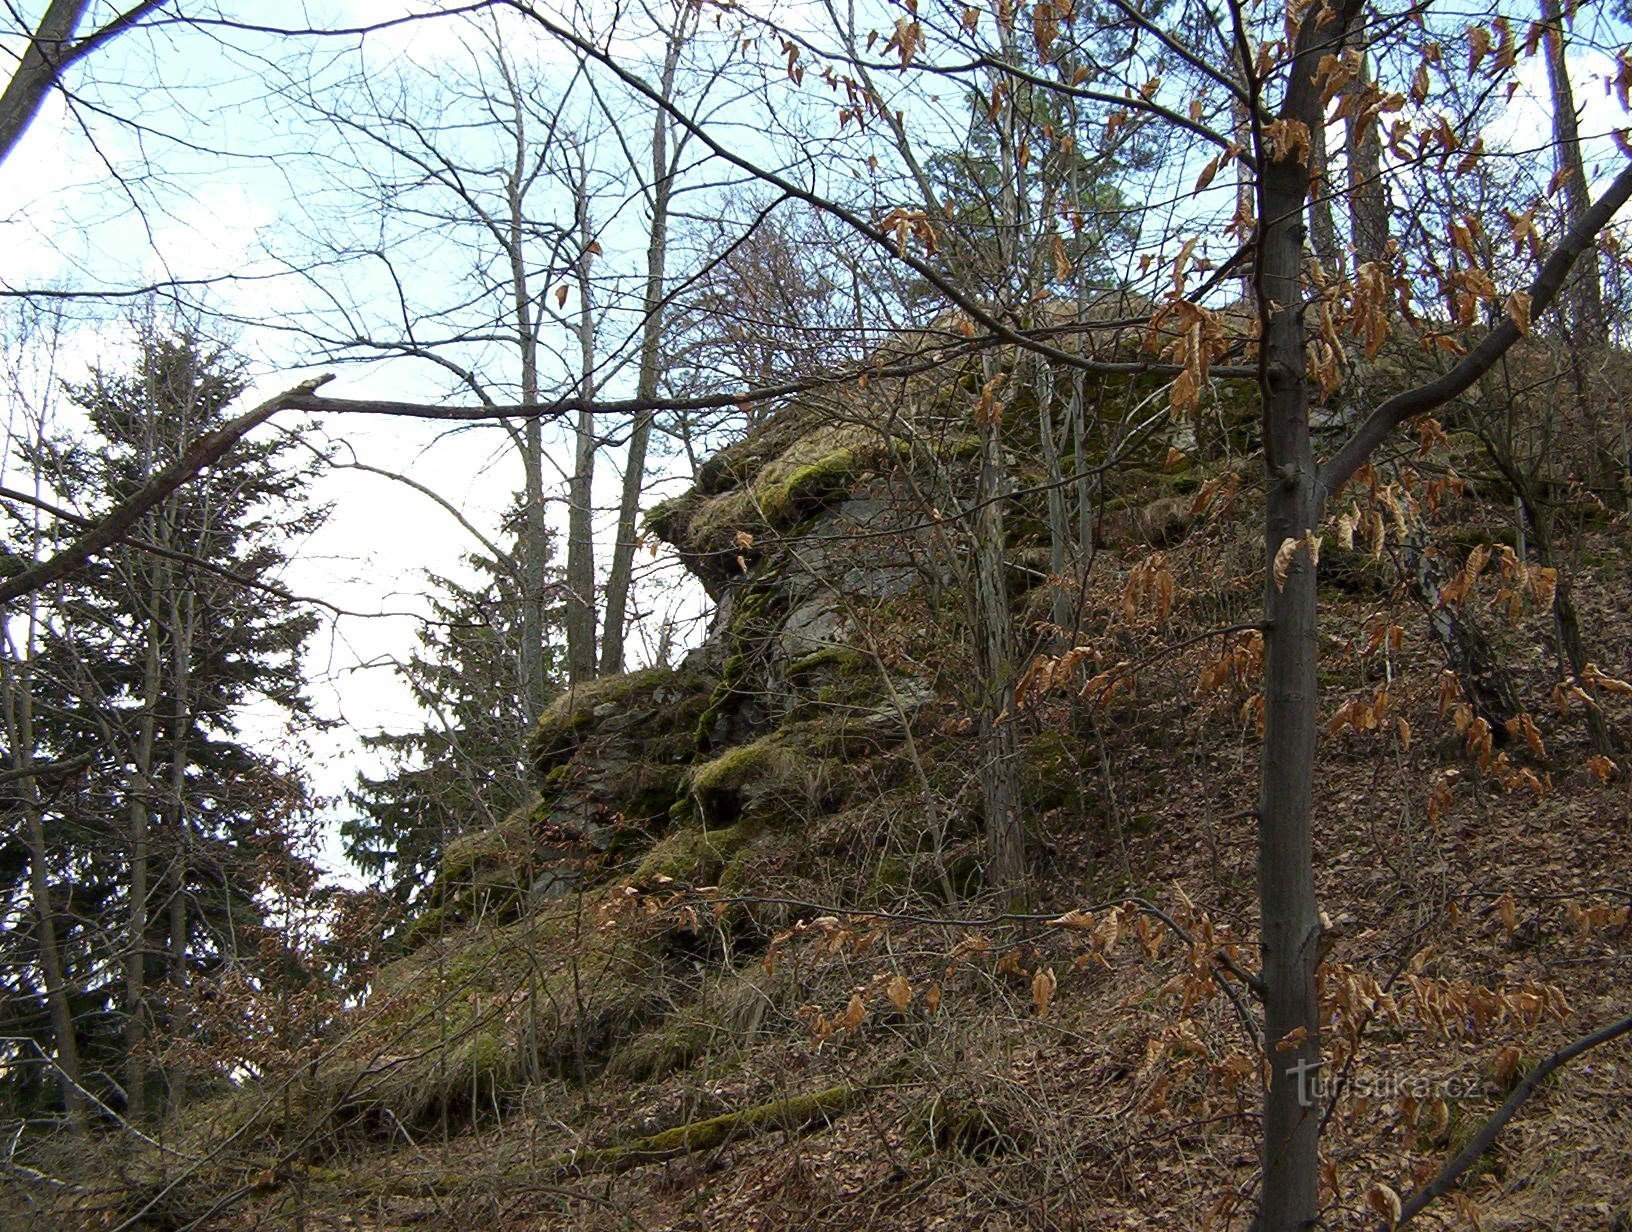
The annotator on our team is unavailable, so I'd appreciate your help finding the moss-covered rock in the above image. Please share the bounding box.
[527,666,708,783]
[633,822,756,884]
[690,739,811,825]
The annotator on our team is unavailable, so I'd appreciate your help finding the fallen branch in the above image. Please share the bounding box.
[548,1083,857,1178]
[1392,1007,1632,1228]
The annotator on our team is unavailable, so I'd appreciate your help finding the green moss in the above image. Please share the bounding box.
[909,1092,1031,1160]
[1020,732,1077,813]
[760,448,861,524]
[527,666,710,784]
[869,855,910,893]
[691,737,817,827]
[634,822,755,884]
[301,905,667,1133]
[718,827,806,896]
[787,647,872,678]
[544,1084,855,1176]
[607,1012,734,1082]
[666,420,876,561]
[643,491,703,546]
[1319,533,1391,596]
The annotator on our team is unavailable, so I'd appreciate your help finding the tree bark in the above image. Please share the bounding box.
[2,642,87,1130]
[1539,0,1621,503]
[1541,0,1605,349]
[1255,152,1324,1232]
[1344,48,1387,274]
[497,53,554,721]
[1308,110,1341,277]
[602,22,686,676]
[975,366,1025,897]
[565,160,599,684]
[124,629,161,1123]
[0,0,92,166]
[1397,519,1519,733]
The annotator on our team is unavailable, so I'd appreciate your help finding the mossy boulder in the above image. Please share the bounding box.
[633,821,756,884]
[528,666,709,783]
[690,737,819,828]
[646,413,878,594]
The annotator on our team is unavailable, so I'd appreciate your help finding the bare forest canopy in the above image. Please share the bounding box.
[6,2,1632,1231]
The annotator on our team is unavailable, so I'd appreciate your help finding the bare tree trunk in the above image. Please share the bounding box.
[1345,47,1387,274]
[972,19,1029,899]
[1539,0,1621,504]
[976,355,1025,898]
[1542,0,1605,348]
[1308,110,1341,277]
[1071,369,1095,573]
[1252,19,1334,1228]
[2,640,86,1130]
[602,23,687,676]
[565,162,599,684]
[124,630,161,1123]
[1517,480,1613,753]
[1036,360,1074,637]
[1397,519,1519,732]
[492,50,555,720]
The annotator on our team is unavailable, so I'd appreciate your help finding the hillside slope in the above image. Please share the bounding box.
[33,340,1632,1232]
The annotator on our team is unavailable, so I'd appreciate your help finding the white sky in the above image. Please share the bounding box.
[0,1,716,879]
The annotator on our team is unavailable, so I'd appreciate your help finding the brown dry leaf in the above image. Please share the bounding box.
[1367,1182,1403,1228]
[841,993,867,1032]
[1273,530,1321,590]
[1586,755,1619,783]
[1273,536,1300,591]
[554,284,570,307]
[1584,663,1632,695]
[1274,1025,1309,1052]
[1335,510,1356,551]
[885,975,914,1013]
[1031,966,1058,1016]
[1496,892,1517,938]
[1505,290,1532,335]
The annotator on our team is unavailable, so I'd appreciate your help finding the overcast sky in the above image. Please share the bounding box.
[0,2,715,878]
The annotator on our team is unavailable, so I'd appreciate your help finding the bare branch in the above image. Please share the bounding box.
[1320,158,1632,500]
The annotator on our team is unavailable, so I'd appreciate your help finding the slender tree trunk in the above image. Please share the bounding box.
[565,168,599,683]
[3,645,86,1130]
[1036,360,1074,637]
[973,22,1028,898]
[1397,518,1520,732]
[1517,482,1612,753]
[1071,369,1095,573]
[1540,0,1621,504]
[125,630,161,1123]
[1308,111,1341,277]
[976,355,1025,897]
[602,26,685,675]
[1252,26,1335,1226]
[495,54,554,721]
[1542,0,1605,349]
[1345,48,1387,274]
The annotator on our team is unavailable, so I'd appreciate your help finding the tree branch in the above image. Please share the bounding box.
[1392,1007,1632,1228]
[0,376,331,605]
[1320,158,1632,501]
